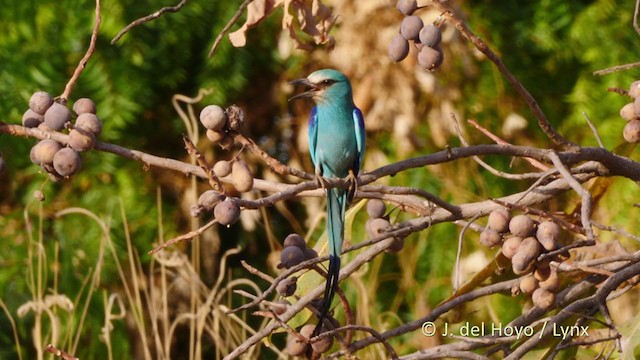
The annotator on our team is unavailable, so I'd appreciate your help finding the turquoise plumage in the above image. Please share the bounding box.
[290,69,365,335]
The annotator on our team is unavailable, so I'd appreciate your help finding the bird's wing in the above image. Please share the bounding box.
[308,106,319,168]
[353,107,366,173]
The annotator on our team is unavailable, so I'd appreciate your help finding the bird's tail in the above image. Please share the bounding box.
[313,187,346,336]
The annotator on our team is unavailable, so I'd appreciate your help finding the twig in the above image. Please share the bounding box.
[466,119,550,171]
[434,4,578,150]
[60,0,101,102]
[593,61,640,76]
[111,0,189,44]
[582,112,605,148]
[240,260,275,282]
[182,135,224,191]
[547,152,595,241]
[634,0,640,36]
[149,218,217,254]
[45,344,79,360]
[454,214,481,291]
[208,0,254,58]
[313,325,399,360]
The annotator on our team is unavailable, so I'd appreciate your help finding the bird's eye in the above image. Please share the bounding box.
[322,79,336,86]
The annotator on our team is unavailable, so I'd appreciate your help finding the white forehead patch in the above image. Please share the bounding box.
[308,73,329,84]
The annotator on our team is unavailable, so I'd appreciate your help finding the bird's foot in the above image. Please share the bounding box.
[346,169,358,201]
[315,172,330,192]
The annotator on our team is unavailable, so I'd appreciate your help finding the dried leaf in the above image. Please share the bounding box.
[229,0,283,47]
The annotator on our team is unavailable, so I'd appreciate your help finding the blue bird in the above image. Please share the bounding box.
[290,69,365,336]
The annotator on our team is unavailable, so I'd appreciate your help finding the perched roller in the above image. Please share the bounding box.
[290,69,365,336]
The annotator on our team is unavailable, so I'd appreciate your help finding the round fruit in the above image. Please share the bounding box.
[33,139,62,165]
[488,208,511,233]
[206,129,224,143]
[400,15,423,41]
[620,103,638,121]
[75,113,102,136]
[300,324,315,338]
[213,160,232,178]
[519,275,538,295]
[286,333,308,356]
[623,120,640,143]
[22,109,44,128]
[276,276,297,296]
[630,80,640,98]
[226,105,245,130]
[419,24,442,47]
[418,46,443,71]
[479,228,501,248]
[284,233,306,250]
[304,248,319,260]
[396,0,417,15]
[37,122,53,132]
[388,34,410,63]
[539,269,559,292]
[44,103,71,131]
[72,98,96,115]
[53,148,81,176]
[68,128,96,152]
[366,218,391,240]
[214,199,240,226]
[231,160,253,192]
[311,334,334,353]
[536,221,561,251]
[532,288,555,310]
[512,237,541,275]
[366,199,386,218]
[29,91,54,115]
[501,236,522,259]
[197,190,225,210]
[509,215,535,238]
[199,105,227,131]
[534,262,551,281]
[280,246,305,269]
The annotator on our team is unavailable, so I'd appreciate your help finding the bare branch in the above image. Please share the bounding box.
[207,0,253,58]
[111,0,189,44]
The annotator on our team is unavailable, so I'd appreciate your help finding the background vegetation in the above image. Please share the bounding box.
[0,0,639,359]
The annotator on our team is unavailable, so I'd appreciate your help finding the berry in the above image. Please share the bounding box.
[366,199,386,218]
[536,221,561,251]
[304,248,319,260]
[532,288,555,310]
[206,129,224,143]
[511,237,541,275]
[72,98,96,115]
[197,190,225,210]
[286,333,308,356]
[400,15,423,41]
[419,24,442,47]
[534,262,551,281]
[311,333,334,353]
[519,275,538,295]
[366,218,391,240]
[68,128,96,152]
[52,148,81,176]
[538,269,559,292]
[200,105,227,131]
[620,103,637,121]
[269,299,290,316]
[385,236,405,253]
[280,246,305,269]
[488,208,511,233]
[388,34,410,63]
[418,46,443,71]
[509,215,535,238]
[213,160,232,178]
[623,120,640,143]
[22,109,44,128]
[284,233,306,250]
[214,199,240,226]
[630,80,640,98]
[231,160,253,192]
[479,228,501,248]
[276,276,297,296]
[502,236,522,259]
[29,91,53,115]
[44,103,71,131]
[32,139,62,165]
[396,0,417,15]
[75,113,102,136]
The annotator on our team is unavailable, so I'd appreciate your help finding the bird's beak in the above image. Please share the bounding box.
[288,78,319,101]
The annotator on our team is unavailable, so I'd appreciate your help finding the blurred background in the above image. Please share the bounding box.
[1,0,639,358]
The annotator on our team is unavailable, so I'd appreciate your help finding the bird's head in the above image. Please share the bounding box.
[289,69,352,104]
